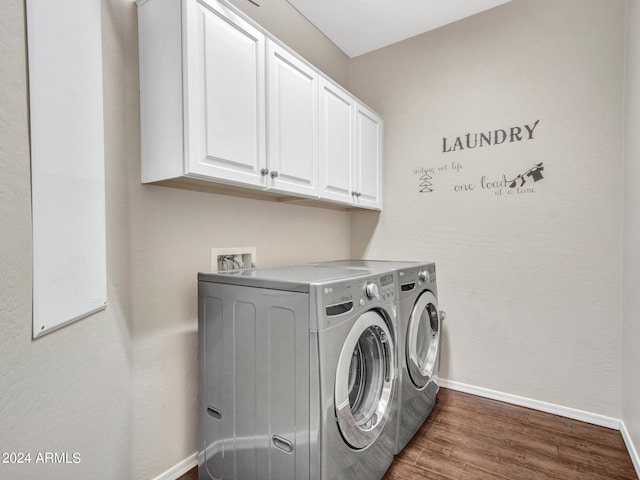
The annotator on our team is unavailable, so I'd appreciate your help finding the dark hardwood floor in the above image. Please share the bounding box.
[385,388,636,480]
[179,388,637,480]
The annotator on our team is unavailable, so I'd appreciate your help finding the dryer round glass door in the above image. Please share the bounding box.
[334,310,395,450]
[406,291,440,389]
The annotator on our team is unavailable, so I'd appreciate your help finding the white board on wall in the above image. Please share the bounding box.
[27,0,107,338]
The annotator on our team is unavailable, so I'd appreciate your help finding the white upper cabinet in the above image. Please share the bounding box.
[267,41,318,198]
[319,79,383,210]
[137,0,382,209]
[183,0,266,187]
[319,78,354,204]
[354,103,383,209]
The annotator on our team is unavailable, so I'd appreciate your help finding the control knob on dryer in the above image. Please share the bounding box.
[418,270,430,283]
[364,281,379,300]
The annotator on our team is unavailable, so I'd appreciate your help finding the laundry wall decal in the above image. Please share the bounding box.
[413,117,545,196]
[507,163,544,188]
[419,171,434,193]
[413,162,545,196]
[476,162,545,196]
[442,119,540,153]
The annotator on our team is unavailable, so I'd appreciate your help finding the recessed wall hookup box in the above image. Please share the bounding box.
[211,247,257,272]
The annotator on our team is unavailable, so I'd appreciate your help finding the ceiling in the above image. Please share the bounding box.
[285,0,512,58]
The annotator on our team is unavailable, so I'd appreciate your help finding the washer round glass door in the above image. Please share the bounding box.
[334,310,395,450]
[406,291,440,389]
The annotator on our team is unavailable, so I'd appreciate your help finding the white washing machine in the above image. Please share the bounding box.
[197,265,398,480]
[309,260,444,454]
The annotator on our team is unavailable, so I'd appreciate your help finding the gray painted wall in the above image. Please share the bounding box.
[350,0,626,418]
[623,0,640,470]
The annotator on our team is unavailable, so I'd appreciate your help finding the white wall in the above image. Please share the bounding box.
[0,1,132,478]
[623,0,640,469]
[0,0,352,479]
[350,0,626,418]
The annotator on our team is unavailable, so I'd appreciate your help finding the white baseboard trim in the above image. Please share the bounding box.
[439,379,621,430]
[151,452,197,480]
[621,420,640,479]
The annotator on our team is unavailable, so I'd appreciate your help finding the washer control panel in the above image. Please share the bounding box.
[318,274,396,329]
[377,273,395,301]
[364,281,379,300]
[357,277,395,306]
[322,275,395,311]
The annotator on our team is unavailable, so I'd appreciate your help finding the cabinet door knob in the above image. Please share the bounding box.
[260,168,269,176]
[270,171,279,178]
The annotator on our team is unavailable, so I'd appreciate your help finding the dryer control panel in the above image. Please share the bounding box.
[397,263,437,299]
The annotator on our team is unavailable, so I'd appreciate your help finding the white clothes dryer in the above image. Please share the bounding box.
[197,265,398,480]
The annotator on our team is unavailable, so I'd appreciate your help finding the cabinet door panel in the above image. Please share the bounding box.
[184,0,266,187]
[267,42,318,197]
[319,79,354,205]
[355,104,383,209]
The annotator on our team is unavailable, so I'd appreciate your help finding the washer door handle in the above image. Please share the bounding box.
[272,435,294,453]
[206,406,222,420]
